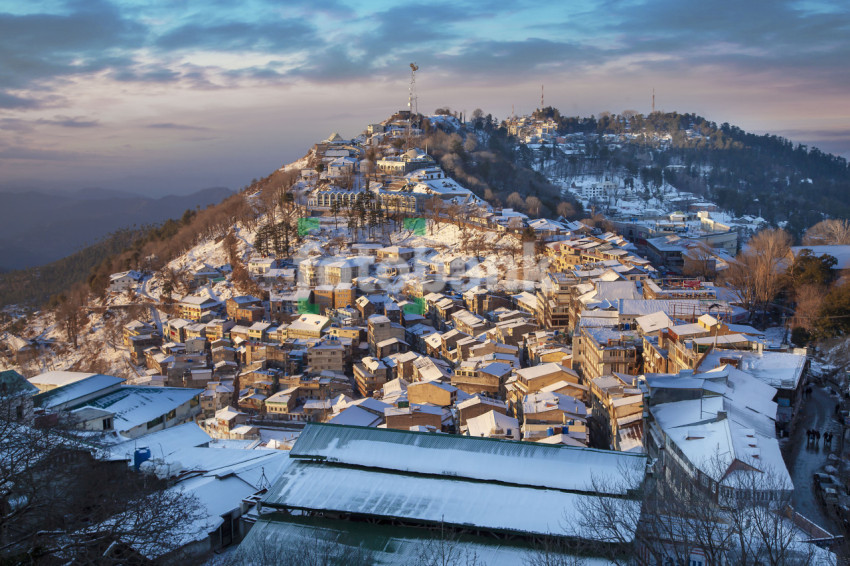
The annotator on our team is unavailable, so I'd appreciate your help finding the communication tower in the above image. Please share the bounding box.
[408,63,419,115]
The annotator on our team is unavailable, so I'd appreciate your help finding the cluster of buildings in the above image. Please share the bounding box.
[6,113,838,563]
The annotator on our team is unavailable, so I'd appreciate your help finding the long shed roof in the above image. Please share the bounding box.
[289,423,644,495]
[264,460,639,540]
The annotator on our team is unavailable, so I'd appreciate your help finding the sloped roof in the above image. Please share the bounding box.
[288,423,643,495]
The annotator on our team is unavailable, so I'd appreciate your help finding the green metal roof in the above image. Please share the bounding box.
[0,369,38,397]
[239,514,617,566]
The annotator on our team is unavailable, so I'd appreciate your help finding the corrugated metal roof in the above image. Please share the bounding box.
[263,461,638,540]
[239,515,617,566]
[290,423,645,495]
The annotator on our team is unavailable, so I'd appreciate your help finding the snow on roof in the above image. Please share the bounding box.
[137,474,258,557]
[288,423,644,495]
[466,410,519,440]
[289,313,330,331]
[29,370,97,388]
[670,323,707,337]
[34,374,125,409]
[108,422,211,462]
[456,395,507,411]
[81,386,202,432]
[791,245,850,271]
[691,334,751,346]
[180,294,220,307]
[264,459,639,540]
[329,406,383,427]
[635,311,673,334]
[385,404,443,418]
[698,349,806,390]
[536,434,587,447]
[515,363,572,382]
[522,392,587,417]
[619,299,715,317]
[347,397,392,415]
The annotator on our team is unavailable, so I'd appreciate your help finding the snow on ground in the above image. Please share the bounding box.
[279,153,311,173]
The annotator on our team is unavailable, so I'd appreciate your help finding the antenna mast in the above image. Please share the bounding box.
[540,84,544,110]
[406,63,419,150]
[652,88,656,114]
[408,63,419,116]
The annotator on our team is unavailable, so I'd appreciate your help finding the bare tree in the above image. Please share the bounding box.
[0,407,202,564]
[55,287,87,349]
[507,192,525,210]
[577,457,830,566]
[404,522,483,566]
[723,229,791,322]
[803,219,850,246]
[226,529,376,566]
[425,196,443,235]
[790,283,824,332]
[522,537,588,566]
[556,201,576,220]
[525,196,542,217]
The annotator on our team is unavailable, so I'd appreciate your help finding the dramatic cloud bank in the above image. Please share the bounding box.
[1,0,848,194]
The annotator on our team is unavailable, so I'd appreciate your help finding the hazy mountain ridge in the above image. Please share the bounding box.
[0,186,234,271]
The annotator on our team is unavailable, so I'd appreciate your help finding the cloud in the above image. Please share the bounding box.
[0,0,145,89]
[0,115,99,131]
[155,20,317,53]
[598,0,850,82]
[147,123,208,131]
[40,115,100,128]
[0,146,82,161]
[0,91,41,109]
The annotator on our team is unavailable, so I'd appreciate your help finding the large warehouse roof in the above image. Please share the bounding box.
[264,460,639,540]
[289,422,645,495]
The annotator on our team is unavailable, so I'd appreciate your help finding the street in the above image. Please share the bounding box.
[785,384,842,534]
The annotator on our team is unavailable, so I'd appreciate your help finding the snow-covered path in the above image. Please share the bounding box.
[139,275,163,334]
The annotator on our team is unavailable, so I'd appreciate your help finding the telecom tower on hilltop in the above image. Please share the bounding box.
[408,63,419,115]
[405,63,419,150]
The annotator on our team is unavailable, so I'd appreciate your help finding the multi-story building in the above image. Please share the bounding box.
[353,357,389,397]
[588,374,644,451]
[307,341,345,373]
[451,360,513,398]
[536,273,575,333]
[178,295,221,322]
[506,363,582,408]
[578,327,641,382]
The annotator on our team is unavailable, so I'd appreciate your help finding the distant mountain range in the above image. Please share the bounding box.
[0,186,233,271]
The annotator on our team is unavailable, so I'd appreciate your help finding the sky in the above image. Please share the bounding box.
[1,0,849,196]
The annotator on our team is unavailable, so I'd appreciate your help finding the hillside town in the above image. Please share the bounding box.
[1,111,848,564]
